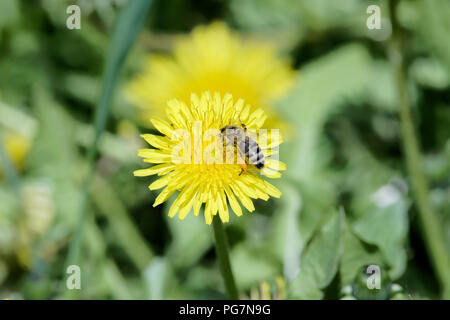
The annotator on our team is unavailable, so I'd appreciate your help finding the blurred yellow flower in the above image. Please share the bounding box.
[127,22,295,132]
[134,92,285,224]
[0,130,31,177]
[247,276,286,300]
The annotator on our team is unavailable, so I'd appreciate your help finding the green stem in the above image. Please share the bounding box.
[212,216,239,300]
[389,0,450,297]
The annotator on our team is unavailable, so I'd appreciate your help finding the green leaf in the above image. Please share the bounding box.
[353,201,409,279]
[289,210,343,299]
[340,222,383,286]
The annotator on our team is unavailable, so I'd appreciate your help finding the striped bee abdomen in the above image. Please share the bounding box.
[242,136,265,169]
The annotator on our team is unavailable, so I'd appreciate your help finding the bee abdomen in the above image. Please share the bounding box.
[244,137,265,169]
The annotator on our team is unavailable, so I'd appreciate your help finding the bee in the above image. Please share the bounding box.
[220,123,265,175]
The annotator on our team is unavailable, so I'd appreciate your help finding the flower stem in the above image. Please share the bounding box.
[389,0,450,296]
[212,216,239,299]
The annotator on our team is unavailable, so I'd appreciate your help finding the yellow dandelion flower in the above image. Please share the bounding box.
[134,91,286,225]
[127,21,295,132]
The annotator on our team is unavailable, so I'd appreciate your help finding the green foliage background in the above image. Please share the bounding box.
[0,0,449,300]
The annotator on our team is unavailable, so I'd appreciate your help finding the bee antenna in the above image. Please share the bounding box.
[239,117,247,131]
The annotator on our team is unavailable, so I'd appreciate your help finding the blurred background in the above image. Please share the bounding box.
[0,0,449,300]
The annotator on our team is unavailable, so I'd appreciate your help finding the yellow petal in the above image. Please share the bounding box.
[193,196,202,216]
[178,192,197,220]
[263,180,282,198]
[246,108,265,128]
[235,179,258,199]
[168,199,180,218]
[134,163,175,177]
[204,199,213,225]
[153,186,176,207]
[224,186,242,217]
[138,149,172,163]
[240,104,251,123]
[230,183,255,212]
[149,174,171,190]
[151,118,174,137]
[141,134,171,150]
[262,168,282,178]
[259,131,283,149]
[265,159,287,171]
[217,190,229,223]
[244,174,269,201]
[264,149,279,156]
[167,180,198,218]
[240,176,269,200]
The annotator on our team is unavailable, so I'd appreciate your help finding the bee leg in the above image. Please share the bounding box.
[239,163,248,176]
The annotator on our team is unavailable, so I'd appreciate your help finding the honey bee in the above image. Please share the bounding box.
[220,123,265,175]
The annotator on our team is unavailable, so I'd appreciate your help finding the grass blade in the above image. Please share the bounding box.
[63,0,153,296]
